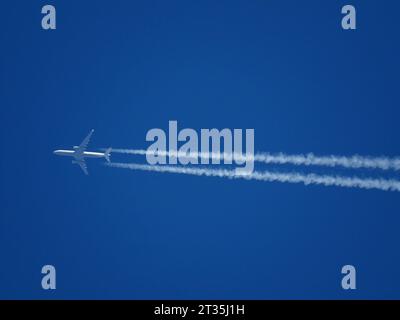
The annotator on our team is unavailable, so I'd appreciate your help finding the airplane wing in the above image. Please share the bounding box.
[77,160,89,175]
[75,129,94,156]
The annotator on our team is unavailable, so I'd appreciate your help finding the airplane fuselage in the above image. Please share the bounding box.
[53,149,106,159]
[53,130,111,174]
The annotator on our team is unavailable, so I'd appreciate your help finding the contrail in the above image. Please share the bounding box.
[106,162,400,192]
[107,149,400,171]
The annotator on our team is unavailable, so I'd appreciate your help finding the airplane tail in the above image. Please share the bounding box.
[104,148,112,163]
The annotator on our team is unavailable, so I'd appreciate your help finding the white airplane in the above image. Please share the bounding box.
[53,130,111,175]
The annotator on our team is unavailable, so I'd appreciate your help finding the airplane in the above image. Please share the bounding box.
[53,129,111,175]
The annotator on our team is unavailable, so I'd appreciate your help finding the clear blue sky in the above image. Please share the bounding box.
[1,0,400,299]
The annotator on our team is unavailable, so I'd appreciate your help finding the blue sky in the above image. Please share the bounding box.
[1,0,400,299]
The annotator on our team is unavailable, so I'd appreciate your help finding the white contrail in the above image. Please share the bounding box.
[107,149,400,171]
[106,162,400,192]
